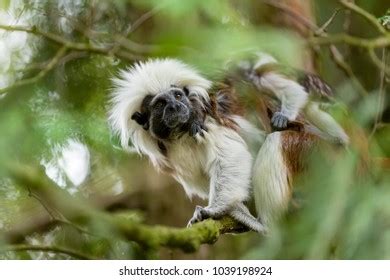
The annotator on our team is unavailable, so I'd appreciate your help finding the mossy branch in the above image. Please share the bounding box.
[3,164,248,255]
[1,244,94,260]
[0,24,142,95]
[0,24,139,61]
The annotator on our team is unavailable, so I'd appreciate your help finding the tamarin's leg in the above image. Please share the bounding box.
[187,130,266,232]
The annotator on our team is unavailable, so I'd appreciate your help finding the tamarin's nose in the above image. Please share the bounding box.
[166,104,180,113]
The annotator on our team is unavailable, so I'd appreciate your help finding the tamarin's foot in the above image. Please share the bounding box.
[186,205,209,227]
[187,205,224,227]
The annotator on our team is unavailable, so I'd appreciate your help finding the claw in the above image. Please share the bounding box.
[186,205,207,227]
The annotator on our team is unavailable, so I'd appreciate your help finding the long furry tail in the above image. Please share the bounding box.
[252,132,291,225]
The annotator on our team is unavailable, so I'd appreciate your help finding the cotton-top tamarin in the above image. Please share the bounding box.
[109,59,266,232]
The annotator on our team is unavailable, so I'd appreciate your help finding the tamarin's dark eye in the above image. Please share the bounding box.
[155,99,165,108]
[174,92,182,100]
[183,86,189,95]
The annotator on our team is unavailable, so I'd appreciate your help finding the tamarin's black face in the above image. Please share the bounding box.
[131,86,201,140]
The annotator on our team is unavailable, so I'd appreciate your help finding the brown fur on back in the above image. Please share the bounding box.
[280,131,318,187]
[209,80,245,130]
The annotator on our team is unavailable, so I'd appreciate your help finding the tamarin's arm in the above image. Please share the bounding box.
[187,90,208,138]
[253,72,309,129]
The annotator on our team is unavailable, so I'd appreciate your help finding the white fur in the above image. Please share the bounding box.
[108,56,348,233]
[108,58,268,232]
[205,120,253,206]
[232,115,266,145]
[166,118,252,205]
[252,132,290,225]
[253,72,309,121]
[251,53,349,146]
[304,102,349,145]
[251,52,309,121]
[109,58,252,210]
[253,52,278,69]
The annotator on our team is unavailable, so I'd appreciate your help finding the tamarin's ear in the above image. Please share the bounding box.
[131,112,149,130]
[183,86,190,96]
[131,111,143,124]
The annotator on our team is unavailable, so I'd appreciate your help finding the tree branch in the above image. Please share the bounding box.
[3,164,249,255]
[129,4,164,34]
[370,48,387,138]
[328,45,368,96]
[260,0,318,31]
[308,34,390,48]
[261,0,369,96]
[0,24,140,61]
[368,48,390,76]
[0,46,67,94]
[0,24,145,95]
[315,8,342,36]
[339,0,388,35]
[1,244,94,260]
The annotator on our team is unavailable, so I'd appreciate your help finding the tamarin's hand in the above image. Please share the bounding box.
[189,120,208,137]
[271,112,289,130]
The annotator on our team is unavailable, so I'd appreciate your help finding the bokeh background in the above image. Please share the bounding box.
[0,0,389,259]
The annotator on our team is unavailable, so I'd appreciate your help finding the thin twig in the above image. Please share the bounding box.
[130,4,164,34]
[315,8,342,36]
[109,5,163,56]
[112,35,161,54]
[27,187,57,220]
[370,48,387,138]
[1,244,94,260]
[23,52,87,72]
[343,1,353,32]
[260,0,318,31]
[28,184,94,236]
[0,46,68,94]
[308,34,390,49]
[342,0,354,63]
[54,219,96,236]
[339,0,388,35]
[261,1,368,96]
[31,6,158,56]
[329,45,368,96]
[0,24,139,61]
[368,48,390,76]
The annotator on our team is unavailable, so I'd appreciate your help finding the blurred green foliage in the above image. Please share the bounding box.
[0,0,389,259]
